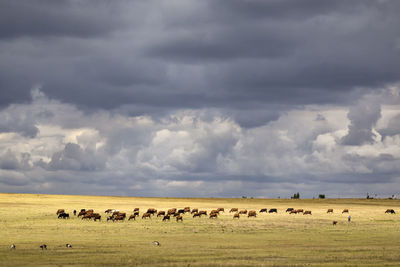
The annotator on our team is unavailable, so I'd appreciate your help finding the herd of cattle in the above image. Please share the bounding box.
[56,207,397,222]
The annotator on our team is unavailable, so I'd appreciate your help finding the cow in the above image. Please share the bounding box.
[296,209,303,213]
[58,213,69,219]
[333,221,338,226]
[113,212,126,219]
[105,209,113,213]
[10,244,16,250]
[191,208,198,214]
[184,207,191,213]
[92,213,101,221]
[128,214,137,221]
[286,208,294,213]
[233,213,240,219]
[66,244,72,248]
[193,213,200,218]
[40,244,47,250]
[230,208,238,213]
[142,213,151,219]
[73,210,77,216]
[198,210,207,216]
[259,208,267,213]
[239,209,247,214]
[112,215,125,222]
[327,209,334,213]
[342,209,349,214]
[173,212,181,217]
[134,211,139,217]
[248,210,257,217]
[176,215,183,222]
[78,211,86,217]
[167,208,177,215]
[217,208,225,213]
[157,211,166,217]
[210,210,219,215]
[303,210,312,215]
[268,208,278,213]
[162,215,170,221]
[385,209,395,214]
[147,208,157,215]
[289,210,297,214]
[56,209,65,215]
[86,209,94,214]
[80,209,86,212]
[134,208,139,212]
[82,214,92,220]
[178,209,185,214]
[209,213,218,219]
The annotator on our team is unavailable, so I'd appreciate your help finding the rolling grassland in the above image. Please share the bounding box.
[0,193,400,266]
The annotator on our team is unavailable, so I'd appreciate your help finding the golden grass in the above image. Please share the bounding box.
[0,193,400,266]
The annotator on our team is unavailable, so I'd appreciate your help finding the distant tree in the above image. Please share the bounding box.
[318,194,325,199]
[242,196,247,199]
[291,192,300,199]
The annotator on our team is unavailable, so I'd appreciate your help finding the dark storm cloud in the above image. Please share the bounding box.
[1,0,399,127]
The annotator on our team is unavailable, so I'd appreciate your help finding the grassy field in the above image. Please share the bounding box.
[0,193,400,266]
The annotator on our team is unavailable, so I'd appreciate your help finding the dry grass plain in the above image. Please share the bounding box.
[0,193,400,266]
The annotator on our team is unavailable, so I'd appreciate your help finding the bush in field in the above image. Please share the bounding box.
[318,194,325,199]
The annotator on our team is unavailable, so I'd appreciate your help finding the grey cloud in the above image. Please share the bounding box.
[0,105,38,137]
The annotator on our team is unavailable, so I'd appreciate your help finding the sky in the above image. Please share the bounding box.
[1,0,400,198]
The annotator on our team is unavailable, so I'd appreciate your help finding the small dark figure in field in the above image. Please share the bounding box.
[193,213,200,218]
[162,215,170,221]
[40,244,47,250]
[176,215,183,222]
[66,244,72,248]
[73,210,77,216]
[286,208,294,213]
[342,209,349,213]
[303,211,312,215]
[209,213,218,219]
[233,213,240,219]
[327,209,333,213]
[333,221,337,226]
[259,208,267,213]
[128,214,137,220]
[58,213,69,219]
[348,216,351,223]
[10,244,16,250]
[269,208,278,213]
[385,209,395,214]
[230,208,238,213]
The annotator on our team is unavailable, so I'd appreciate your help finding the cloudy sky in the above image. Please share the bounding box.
[1,0,400,198]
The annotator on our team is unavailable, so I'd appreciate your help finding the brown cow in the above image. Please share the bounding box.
[239,209,247,214]
[217,208,224,213]
[82,214,92,220]
[193,213,200,218]
[184,207,191,213]
[248,210,257,217]
[333,221,338,226]
[327,209,333,213]
[303,210,312,215]
[92,213,101,221]
[56,209,65,215]
[176,215,183,222]
[210,210,219,215]
[128,214,137,220]
[78,211,86,217]
[86,209,94,214]
[191,208,198,214]
[296,209,303,213]
[142,213,151,219]
[385,209,395,214]
[104,209,113,213]
[157,211,166,217]
[162,215,170,221]
[209,213,218,219]
[134,208,139,212]
[233,213,240,219]
[147,208,157,215]
[113,215,125,222]
[290,210,297,214]
[342,209,349,213]
[198,210,207,216]
[230,208,238,213]
[167,208,177,215]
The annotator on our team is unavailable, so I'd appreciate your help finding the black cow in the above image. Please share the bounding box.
[259,208,267,213]
[73,210,77,216]
[178,209,185,214]
[268,208,278,213]
[58,213,69,219]
[286,208,294,213]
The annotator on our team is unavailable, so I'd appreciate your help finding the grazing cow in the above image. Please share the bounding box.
[199,210,207,216]
[157,211,166,217]
[184,207,191,213]
[209,213,218,219]
[332,221,338,226]
[342,209,349,214]
[178,209,185,214]
[128,214,137,221]
[162,215,170,221]
[167,208,177,215]
[210,210,219,215]
[173,212,181,217]
[327,209,334,213]
[92,213,101,221]
[66,244,72,248]
[248,210,257,217]
[290,210,297,214]
[78,211,87,217]
[134,208,139,212]
[230,208,238,213]
[112,215,125,222]
[296,209,303,213]
[303,210,312,215]
[259,208,267,213]
[385,209,395,214]
[269,208,278,213]
[40,244,47,250]
[58,213,69,219]
[176,215,183,222]
[217,208,225,213]
[147,208,157,215]
[193,213,200,218]
[142,213,151,219]
[191,208,198,214]
[239,209,247,214]
[10,244,16,250]
[233,213,240,219]
[286,208,294,213]
[56,209,65,215]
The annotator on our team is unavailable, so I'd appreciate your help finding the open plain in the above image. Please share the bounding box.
[0,193,400,266]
